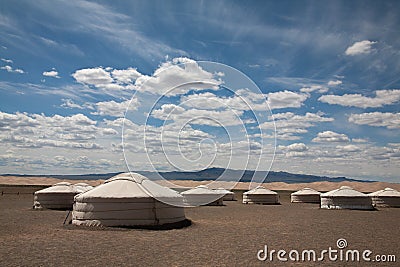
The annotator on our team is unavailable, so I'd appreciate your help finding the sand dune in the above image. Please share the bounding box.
[1,175,399,193]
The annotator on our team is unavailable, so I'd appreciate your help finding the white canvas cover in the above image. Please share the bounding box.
[242,186,279,204]
[181,185,224,206]
[72,172,186,227]
[320,186,373,210]
[291,188,321,203]
[34,182,80,210]
[74,183,94,193]
[368,188,400,208]
[212,188,236,201]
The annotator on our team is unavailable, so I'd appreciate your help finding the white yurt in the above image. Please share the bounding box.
[320,186,373,210]
[291,188,321,203]
[212,188,236,201]
[72,173,187,227]
[368,188,400,208]
[181,185,224,206]
[242,186,279,204]
[34,182,81,210]
[74,182,94,193]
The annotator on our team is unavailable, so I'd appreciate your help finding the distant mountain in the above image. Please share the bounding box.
[1,167,372,183]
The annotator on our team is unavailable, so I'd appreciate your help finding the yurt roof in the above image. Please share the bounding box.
[244,186,277,195]
[35,182,77,194]
[292,188,321,196]
[181,185,221,195]
[75,172,182,200]
[368,188,400,197]
[321,186,367,197]
[74,182,91,187]
[213,188,234,194]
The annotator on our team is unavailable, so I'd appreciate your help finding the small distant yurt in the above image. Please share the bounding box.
[242,186,279,204]
[74,183,94,193]
[181,185,224,206]
[72,173,186,227]
[320,186,373,210]
[213,188,236,201]
[368,188,400,208]
[34,182,80,210]
[291,188,321,203]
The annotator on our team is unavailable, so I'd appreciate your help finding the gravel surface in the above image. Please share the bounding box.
[0,190,399,266]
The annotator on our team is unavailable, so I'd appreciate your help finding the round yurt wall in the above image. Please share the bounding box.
[320,186,373,210]
[291,188,321,203]
[181,185,224,206]
[33,182,79,210]
[72,173,186,227]
[242,186,279,204]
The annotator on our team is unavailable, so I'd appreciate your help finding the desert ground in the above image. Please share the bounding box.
[0,178,399,266]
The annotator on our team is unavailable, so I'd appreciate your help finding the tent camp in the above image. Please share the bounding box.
[72,173,186,227]
[242,186,279,204]
[291,188,321,203]
[181,185,224,206]
[34,182,80,210]
[74,183,94,193]
[368,188,400,208]
[320,186,373,210]
[212,188,236,201]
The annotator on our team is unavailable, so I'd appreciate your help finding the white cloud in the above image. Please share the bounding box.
[1,65,24,74]
[92,99,136,117]
[345,40,377,56]
[348,112,400,129]
[151,103,243,126]
[72,67,113,86]
[1,58,13,64]
[42,70,60,78]
[318,89,400,108]
[266,90,308,109]
[112,68,142,84]
[312,131,350,143]
[286,143,308,152]
[300,85,328,94]
[61,99,86,109]
[327,80,342,86]
[0,111,105,150]
[135,57,222,96]
[336,144,361,153]
[261,112,334,140]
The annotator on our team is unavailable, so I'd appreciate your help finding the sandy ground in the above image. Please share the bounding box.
[1,175,400,192]
[0,188,399,266]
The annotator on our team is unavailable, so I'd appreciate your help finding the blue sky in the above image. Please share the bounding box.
[0,0,399,182]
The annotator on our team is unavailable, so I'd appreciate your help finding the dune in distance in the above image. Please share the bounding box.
[1,175,399,193]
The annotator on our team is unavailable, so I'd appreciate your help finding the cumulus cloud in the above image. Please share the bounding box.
[318,89,400,108]
[312,131,350,143]
[266,90,308,109]
[0,111,105,150]
[92,99,137,117]
[327,80,342,86]
[348,112,400,129]
[1,58,13,64]
[300,85,328,94]
[72,67,114,86]
[111,68,142,84]
[42,70,60,78]
[135,57,222,96]
[151,103,243,126]
[286,143,308,152]
[1,65,24,74]
[345,40,377,56]
[336,144,362,153]
[261,112,334,140]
